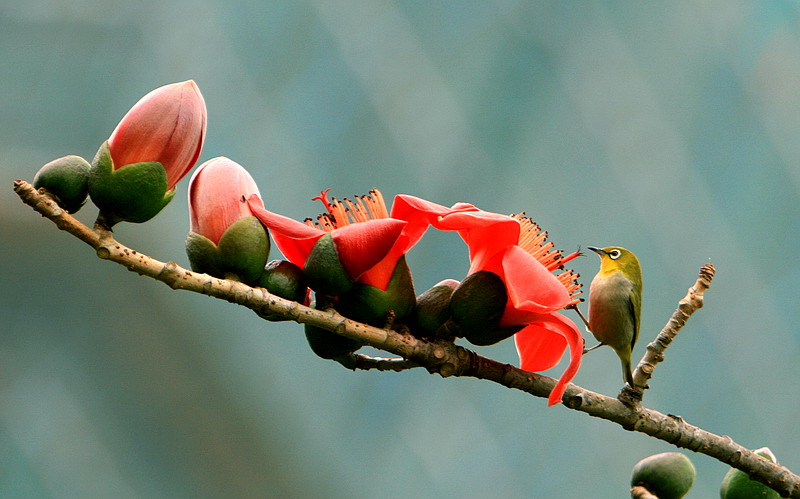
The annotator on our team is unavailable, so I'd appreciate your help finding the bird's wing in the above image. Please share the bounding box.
[628,284,642,350]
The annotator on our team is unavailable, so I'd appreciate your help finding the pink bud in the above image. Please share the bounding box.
[108,80,207,190]
[188,157,263,245]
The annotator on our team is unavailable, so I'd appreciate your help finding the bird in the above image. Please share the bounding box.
[586,246,642,387]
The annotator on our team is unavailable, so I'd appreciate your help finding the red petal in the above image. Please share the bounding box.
[330,218,407,280]
[247,196,323,267]
[108,81,206,189]
[514,313,584,406]
[436,210,520,273]
[355,194,461,290]
[513,322,566,372]
[499,246,571,324]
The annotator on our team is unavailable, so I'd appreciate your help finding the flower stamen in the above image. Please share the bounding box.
[310,188,389,232]
[511,212,583,304]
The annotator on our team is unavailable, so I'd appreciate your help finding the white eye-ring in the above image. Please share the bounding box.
[609,249,622,260]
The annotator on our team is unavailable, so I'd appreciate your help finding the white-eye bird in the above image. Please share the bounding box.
[587,246,642,387]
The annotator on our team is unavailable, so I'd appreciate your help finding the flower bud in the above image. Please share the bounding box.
[720,448,779,499]
[630,452,695,499]
[256,260,308,321]
[336,256,416,327]
[449,271,521,345]
[304,299,361,359]
[88,81,207,225]
[185,157,269,284]
[32,155,90,213]
[408,279,459,339]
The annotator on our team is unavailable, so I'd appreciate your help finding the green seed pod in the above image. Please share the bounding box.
[88,141,174,225]
[32,155,91,213]
[630,452,695,499]
[409,279,459,339]
[337,256,416,327]
[303,233,353,296]
[449,271,510,345]
[720,448,779,499]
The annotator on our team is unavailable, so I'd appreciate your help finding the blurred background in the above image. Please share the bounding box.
[2,1,799,497]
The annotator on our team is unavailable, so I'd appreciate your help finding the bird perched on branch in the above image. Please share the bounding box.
[587,246,642,387]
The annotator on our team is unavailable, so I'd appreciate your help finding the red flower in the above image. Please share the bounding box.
[188,157,262,245]
[247,190,461,291]
[431,208,583,406]
[246,189,406,289]
[108,80,207,190]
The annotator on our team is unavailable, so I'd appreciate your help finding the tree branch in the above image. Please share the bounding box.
[620,263,716,406]
[14,180,800,497]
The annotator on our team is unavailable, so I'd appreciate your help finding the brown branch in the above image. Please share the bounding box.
[620,263,716,406]
[14,180,800,498]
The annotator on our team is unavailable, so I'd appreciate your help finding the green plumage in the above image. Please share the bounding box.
[587,246,642,387]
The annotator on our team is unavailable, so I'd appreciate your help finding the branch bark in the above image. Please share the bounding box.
[14,180,800,498]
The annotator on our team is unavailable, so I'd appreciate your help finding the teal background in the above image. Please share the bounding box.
[3,1,799,497]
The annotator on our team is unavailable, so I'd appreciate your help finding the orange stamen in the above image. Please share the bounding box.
[311,188,389,230]
[512,212,583,301]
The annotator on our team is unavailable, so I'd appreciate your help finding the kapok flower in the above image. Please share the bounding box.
[431,208,584,406]
[246,189,407,295]
[185,157,269,284]
[246,190,458,297]
[88,80,207,225]
[188,157,263,245]
[108,80,207,190]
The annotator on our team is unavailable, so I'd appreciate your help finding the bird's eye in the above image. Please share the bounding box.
[609,249,622,260]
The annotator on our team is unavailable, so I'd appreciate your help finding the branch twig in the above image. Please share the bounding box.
[14,180,800,498]
[620,263,716,406]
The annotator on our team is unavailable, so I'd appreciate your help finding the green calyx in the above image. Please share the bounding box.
[256,260,307,321]
[449,271,515,346]
[185,215,270,284]
[409,279,459,339]
[303,233,353,296]
[32,155,91,213]
[720,448,779,499]
[88,141,174,225]
[631,452,696,499]
[337,256,416,327]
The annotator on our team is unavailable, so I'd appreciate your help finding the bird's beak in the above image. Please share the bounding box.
[587,246,605,256]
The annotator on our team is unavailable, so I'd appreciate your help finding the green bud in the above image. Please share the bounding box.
[408,279,459,339]
[720,447,779,499]
[185,216,270,285]
[88,141,174,225]
[337,256,416,327]
[304,299,361,359]
[33,155,91,213]
[303,233,353,296]
[259,260,307,302]
[449,271,514,346]
[256,260,307,321]
[631,452,695,499]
